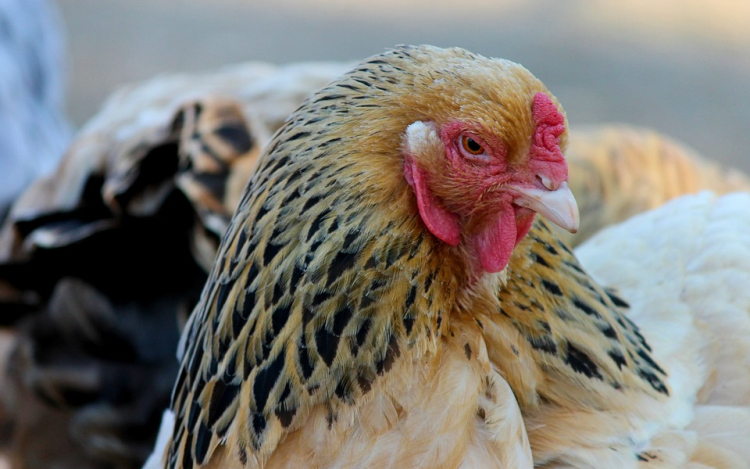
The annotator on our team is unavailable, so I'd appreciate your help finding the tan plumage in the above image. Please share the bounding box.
[562,125,750,245]
[163,45,551,469]
[3,46,747,469]
[152,44,734,469]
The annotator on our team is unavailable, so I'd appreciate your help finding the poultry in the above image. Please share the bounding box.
[475,190,750,468]
[149,46,750,469]
[573,192,750,468]
[0,98,261,469]
[562,125,750,246]
[2,51,747,468]
[0,60,351,469]
[156,44,580,469]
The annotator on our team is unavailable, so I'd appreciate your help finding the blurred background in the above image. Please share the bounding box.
[58,0,750,171]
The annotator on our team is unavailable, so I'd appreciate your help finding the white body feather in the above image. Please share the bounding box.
[576,192,750,468]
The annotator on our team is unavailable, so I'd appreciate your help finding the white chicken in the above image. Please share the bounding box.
[573,191,750,468]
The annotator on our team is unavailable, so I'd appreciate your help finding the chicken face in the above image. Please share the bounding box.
[403,92,579,274]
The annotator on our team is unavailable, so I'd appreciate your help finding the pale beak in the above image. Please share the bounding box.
[511,181,580,233]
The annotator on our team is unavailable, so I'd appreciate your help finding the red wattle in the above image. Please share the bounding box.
[405,159,461,246]
[472,206,518,273]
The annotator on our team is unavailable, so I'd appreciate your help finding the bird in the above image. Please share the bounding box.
[571,191,750,468]
[0,97,262,469]
[148,45,750,469]
[0,59,345,469]
[154,44,579,469]
[2,46,747,468]
[562,125,750,246]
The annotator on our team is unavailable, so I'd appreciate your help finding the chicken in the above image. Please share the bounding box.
[148,45,750,469]
[571,192,750,468]
[2,46,747,468]
[154,44,581,469]
[473,190,750,468]
[562,125,750,246]
[0,60,345,469]
[0,98,261,469]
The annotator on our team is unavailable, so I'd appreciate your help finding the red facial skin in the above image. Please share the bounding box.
[404,92,568,274]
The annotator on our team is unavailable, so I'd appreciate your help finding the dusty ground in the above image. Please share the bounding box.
[56,0,750,171]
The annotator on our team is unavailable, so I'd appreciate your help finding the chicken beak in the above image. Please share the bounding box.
[511,181,580,233]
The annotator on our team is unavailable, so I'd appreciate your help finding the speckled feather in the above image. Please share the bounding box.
[163,46,670,469]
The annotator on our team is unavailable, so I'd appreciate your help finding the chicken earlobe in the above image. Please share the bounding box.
[403,121,461,246]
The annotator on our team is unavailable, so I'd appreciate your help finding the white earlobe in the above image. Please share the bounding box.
[403,121,442,156]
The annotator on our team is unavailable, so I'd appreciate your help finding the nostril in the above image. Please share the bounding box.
[536,174,556,191]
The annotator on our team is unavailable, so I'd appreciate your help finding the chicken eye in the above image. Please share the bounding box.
[460,135,485,156]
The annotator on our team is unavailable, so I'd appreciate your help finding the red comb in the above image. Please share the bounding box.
[530,92,565,163]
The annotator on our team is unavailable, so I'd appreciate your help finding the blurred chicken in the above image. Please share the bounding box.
[148,46,749,469]
[0,97,261,469]
[571,192,750,468]
[562,125,750,245]
[0,60,346,469]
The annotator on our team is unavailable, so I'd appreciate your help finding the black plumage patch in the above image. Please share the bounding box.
[187,400,201,430]
[194,422,212,465]
[272,282,284,305]
[605,289,630,308]
[271,303,291,335]
[291,263,305,289]
[565,343,603,380]
[235,228,248,254]
[464,343,472,360]
[528,335,557,354]
[572,297,602,319]
[251,413,267,437]
[312,291,333,307]
[326,250,358,287]
[424,270,437,293]
[215,279,236,315]
[332,305,353,337]
[207,380,240,426]
[181,433,194,469]
[232,288,256,338]
[275,406,296,428]
[360,291,375,309]
[403,314,415,336]
[307,209,330,241]
[302,194,323,212]
[638,369,669,395]
[375,335,400,375]
[542,279,563,296]
[263,241,284,266]
[357,375,372,394]
[285,131,312,142]
[637,348,667,375]
[253,352,285,411]
[315,326,340,367]
[600,324,618,339]
[355,317,371,347]
[533,253,550,267]
[298,340,314,379]
[608,350,627,370]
